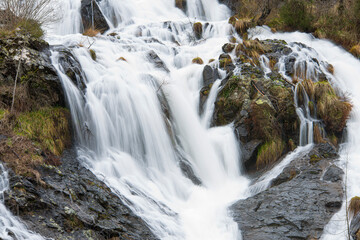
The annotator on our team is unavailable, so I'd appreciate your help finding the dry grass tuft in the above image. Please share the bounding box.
[192,57,204,65]
[83,28,101,37]
[313,124,325,144]
[117,56,127,62]
[350,44,360,58]
[234,18,252,35]
[349,196,360,217]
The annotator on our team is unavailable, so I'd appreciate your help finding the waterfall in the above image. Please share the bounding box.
[47,1,250,239]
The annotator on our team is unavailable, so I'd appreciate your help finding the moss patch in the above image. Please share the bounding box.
[15,107,71,156]
[349,196,360,216]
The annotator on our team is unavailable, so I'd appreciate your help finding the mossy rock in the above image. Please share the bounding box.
[193,22,203,40]
[175,0,187,11]
[192,57,204,64]
[89,49,97,61]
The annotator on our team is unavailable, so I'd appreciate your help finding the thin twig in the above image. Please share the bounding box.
[10,54,22,112]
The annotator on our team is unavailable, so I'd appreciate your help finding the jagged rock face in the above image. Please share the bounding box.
[81,0,110,33]
[231,143,344,240]
[4,149,158,240]
[0,35,65,111]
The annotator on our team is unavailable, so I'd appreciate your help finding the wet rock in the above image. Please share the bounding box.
[231,144,343,240]
[179,159,202,185]
[323,165,344,182]
[57,49,87,92]
[284,55,296,76]
[202,65,219,87]
[4,149,158,240]
[81,0,110,33]
[222,43,235,53]
[351,213,360,240]
[147,50,170,72]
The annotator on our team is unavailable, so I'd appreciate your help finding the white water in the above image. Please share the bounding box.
[0,164,45,240]
[250,26,360,240]
[47,1,250,239]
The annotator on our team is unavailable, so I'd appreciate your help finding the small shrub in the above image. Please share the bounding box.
[279,0,313,32]
[192,57,203,64]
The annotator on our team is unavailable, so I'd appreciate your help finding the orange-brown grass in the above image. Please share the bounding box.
[313,124,325,144]
[117,57,127,62]
[234,18,252,35]
[301,79,315,100]
[349,196,360,217]
[192,57,204,64]
[83,28,101,37]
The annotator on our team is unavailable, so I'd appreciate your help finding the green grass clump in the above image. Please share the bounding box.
[0,109,8,120]
[15,107,71,156]
[17,19,44,38]
[279,0,313,32]
[256,138,285,169]
[315,81,352,133]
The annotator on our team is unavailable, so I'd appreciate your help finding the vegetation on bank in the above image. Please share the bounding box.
[0,0,57,38]
[230,0,360,56]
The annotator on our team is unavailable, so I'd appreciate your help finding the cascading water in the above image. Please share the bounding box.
[0,164,45,240]
[47,1,250,239]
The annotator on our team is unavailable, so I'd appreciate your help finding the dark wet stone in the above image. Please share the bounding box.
[323,165,344,182]
[147,50,170,72]
[4,149,158,240]
[232,145,343,240]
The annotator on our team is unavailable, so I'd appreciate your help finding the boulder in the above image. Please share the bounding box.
[231,144,343,240]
